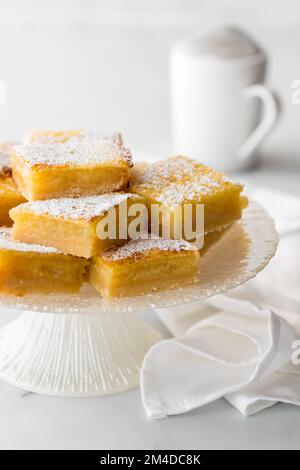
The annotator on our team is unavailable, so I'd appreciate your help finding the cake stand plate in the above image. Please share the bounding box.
[0,201,278,396]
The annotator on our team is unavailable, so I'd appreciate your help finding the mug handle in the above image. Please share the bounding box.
[238,84,280,162]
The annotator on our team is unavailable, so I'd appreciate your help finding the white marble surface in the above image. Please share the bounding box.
[0,0,300,450]
[1,378,300,450]
[1,313,300,451]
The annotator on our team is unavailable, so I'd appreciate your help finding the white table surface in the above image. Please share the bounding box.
[0,311,299,451]
[0,0,300,450]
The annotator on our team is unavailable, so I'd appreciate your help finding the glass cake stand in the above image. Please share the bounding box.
[0,201,278,397]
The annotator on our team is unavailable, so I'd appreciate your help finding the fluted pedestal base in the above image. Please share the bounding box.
[0,311,162,396]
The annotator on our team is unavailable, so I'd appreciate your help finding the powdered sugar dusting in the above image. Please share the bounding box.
[131,156,243,207]
[14,138,132,168]
[82,131,123,146]
[24,129,123,146]
[102,235,197,261]
[0,227,59,254]
[156,179,220,206]
[16,193,134,221]
[220,174,242,186]
[132,157,198,186]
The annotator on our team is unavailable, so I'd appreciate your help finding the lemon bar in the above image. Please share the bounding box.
[130,156,248,240]
[0,227,88,296]
[0,142,26,226]
[12,137,132,200]
[24,129,123,146]
[10,193,146,258]
[88,236,200,298]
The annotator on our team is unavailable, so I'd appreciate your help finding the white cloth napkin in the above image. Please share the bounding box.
[141,188,300,419]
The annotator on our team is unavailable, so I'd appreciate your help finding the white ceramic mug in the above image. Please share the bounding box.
[170,26,280,171]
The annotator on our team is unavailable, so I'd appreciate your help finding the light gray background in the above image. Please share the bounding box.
[0,0,300,450]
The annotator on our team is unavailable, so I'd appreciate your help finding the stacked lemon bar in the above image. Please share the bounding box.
[12,131,131,200]
[0,129,247,298]
[129,156,247,250]
[0,142,26,226]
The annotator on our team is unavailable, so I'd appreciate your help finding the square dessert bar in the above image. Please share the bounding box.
[0,228,88,296]
[0,142,26,226]
[10,193,146,258]
[12,137,132,200]
[129,156,248,239]
[24,129,123,146]
[88,236,200,298]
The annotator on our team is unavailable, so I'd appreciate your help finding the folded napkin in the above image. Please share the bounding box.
[141,188,300,419]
